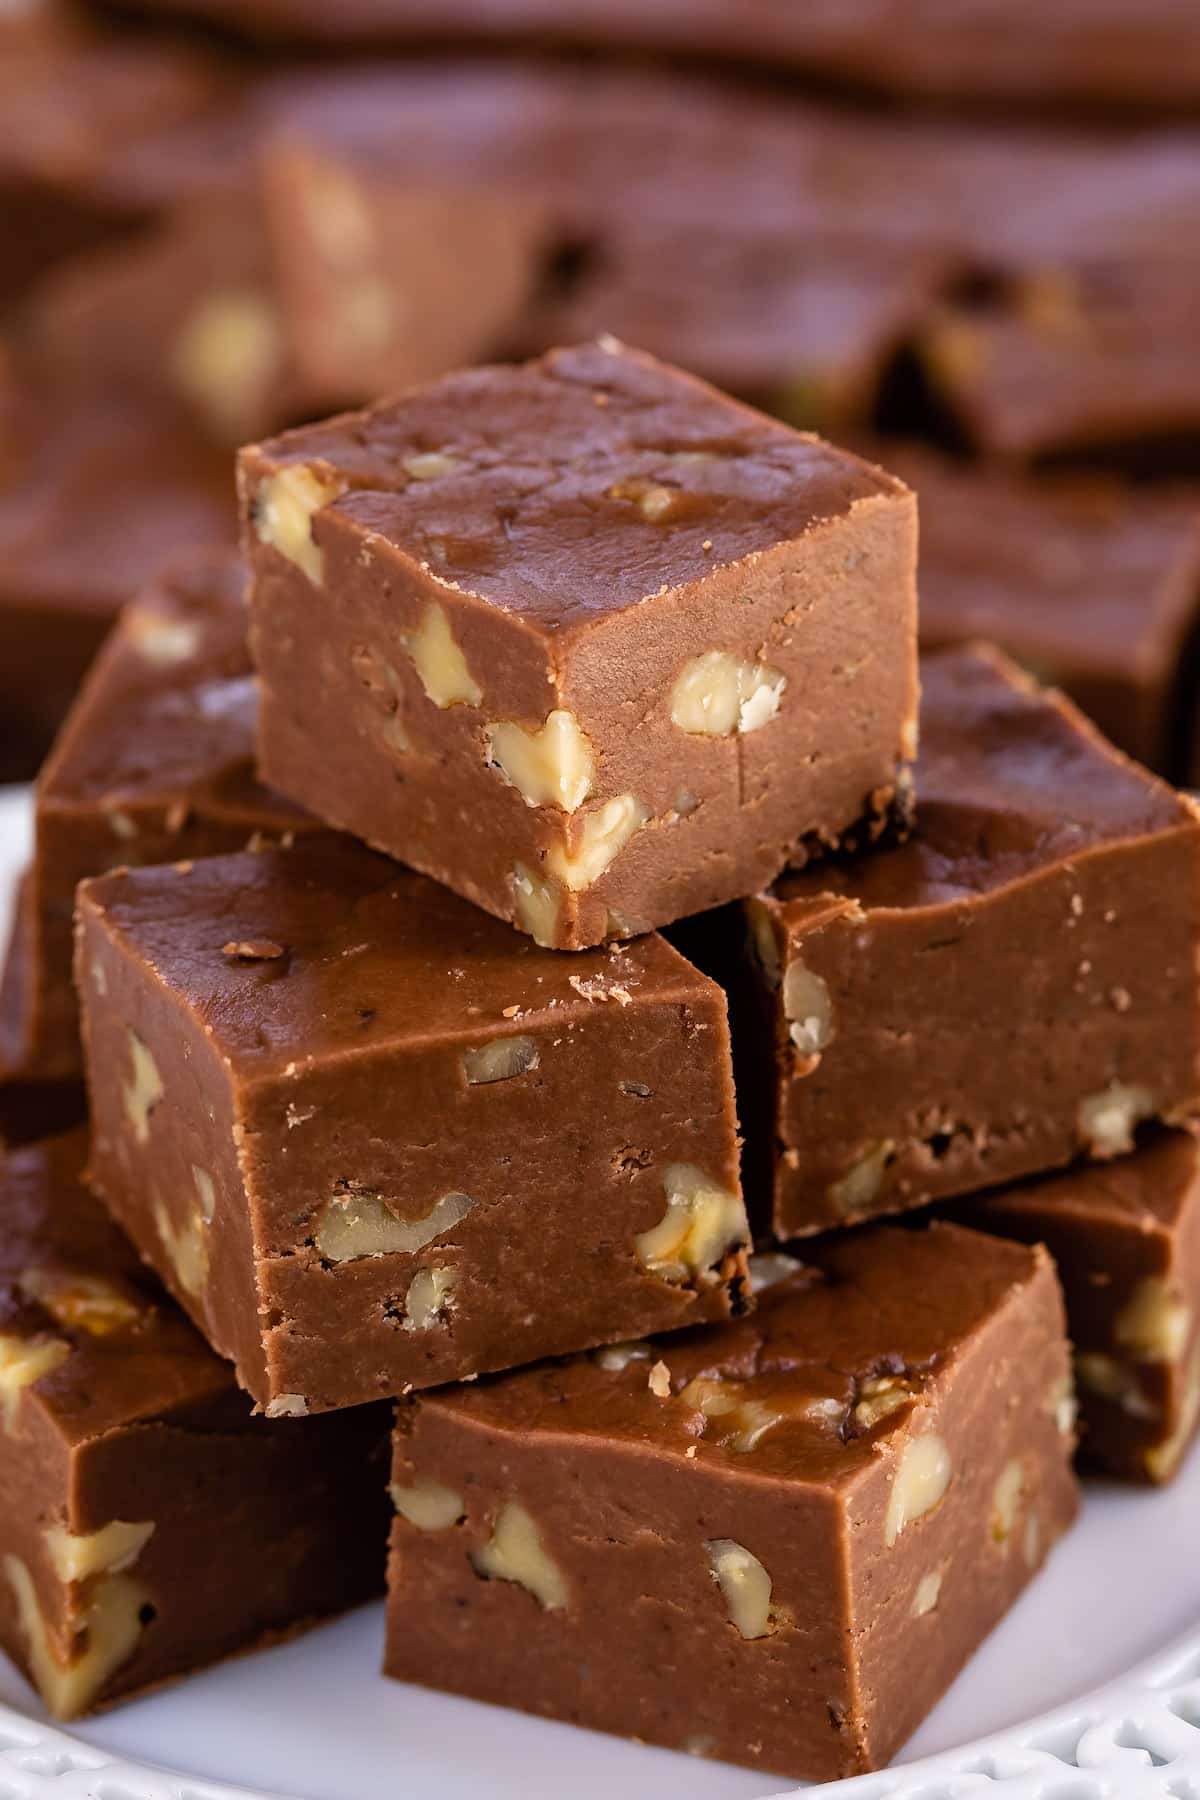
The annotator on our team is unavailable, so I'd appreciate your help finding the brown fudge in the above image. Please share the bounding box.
[0,1130,388,1719]
[385,1223,1077,1782]
[739,643,1200,1238]
[31,139,549,447]
[239,339,918,950]
[0,20,220,303]
[0,883,85,1149]
[919,262,1200,463]
[77,835,749,1414]
[0,388,233,779]
[972,1129,1200,1486]
[527,225,953,435]
[894,446,1200,775]
[7,547,312,1087]
[96,0,1200,111]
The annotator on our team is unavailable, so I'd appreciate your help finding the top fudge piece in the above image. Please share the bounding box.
[239,338,918,950]
[8,546,312,1085]
[77,834,748,1413]
[744,643,1200,1237]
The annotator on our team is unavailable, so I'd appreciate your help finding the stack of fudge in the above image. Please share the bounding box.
[1,335,1198,1783]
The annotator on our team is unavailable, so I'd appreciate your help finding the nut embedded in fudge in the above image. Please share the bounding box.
[76,835,749,1414]
[736,642,1200,1237]
[33,138,550,446]
[972,1128,1200,1485]
[0,1130,388,1719]
[7,547,313,1087]
[384,1222,1077,1782]
[238,337,918,950]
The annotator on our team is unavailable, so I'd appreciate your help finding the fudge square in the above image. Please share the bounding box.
[385,1223,1077,1782]
[10,546,313,1086]
[973,1129,1200,1486]
[77,835,749,1414]
[0,1130,388,1719]
[742,643,1200,1239]
[239,337,918,950]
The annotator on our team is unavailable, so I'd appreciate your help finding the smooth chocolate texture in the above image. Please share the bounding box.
[894,446,1200,775]
[973,1130,1200,1485]
[32,139,549,448]
[77,835,748,1413]
[0,880,85,1149]
[385,1223,1076,1781]
[99,0,1200,110]
[10,547,311,1085]
[739,643,1200,1237]
[0,387,233,779]
[0,1130,388,1719]
[920,262,1200,463]
[240,340,918,950]
[526,226,953,434]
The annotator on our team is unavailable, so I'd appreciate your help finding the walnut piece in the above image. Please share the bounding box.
[172,289,282,438]
[316,1189,475,1265]
[782,960,834,1057]
[829,1140,894,1217]
[265,1394,309,1418]
[671,651,786,737]
[1145,1342,1200,1480]
[403,1265,456,1331]
[681,1376,836,1452]
[647,1359,671,1398]
[391,1476,465,1530]
[592,1340,652,1370]
[746,900,782,988]
[44,1518,154,1583]
[153,1201,208,1298]
[634,1163,748,1286]
[1074,1351,1156,1418]
[485,710,594,813]
[547,794,650,893]
[404,451,461,481]
[463,1035,540,1085]
[470,1500,568,1610]
[911,1570,942,1617]
[122,1031,164,1146]
[854,1375,914,1431]
[401,602,482,707]
[1115,1277,1192,1364]
[126,608,201,667]
[19,1270,140,1338]
[885,1433,952,1547]
[4,1554,151,1719]
[252,463,343,585]
[705,1539,778,1639]
[511,862,560,947]
[0,1334,71,1428]
[1077,1082,1153,1158]
[990,1459,1024,1544]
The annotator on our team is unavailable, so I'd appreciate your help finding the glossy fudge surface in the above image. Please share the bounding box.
[0,1131,388,1719]
[78,835,748,1412]
[746,643,1200,1236]
[973,1129,1200,1484]
[386,1223,1077,1782]
[899,446,1200,775]
[9,548,311,1084]
[240,338,918,948]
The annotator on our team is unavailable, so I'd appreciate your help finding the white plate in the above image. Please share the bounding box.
[1,781,1198,1800]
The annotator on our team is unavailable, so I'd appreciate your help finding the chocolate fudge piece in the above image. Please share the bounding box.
[101,0,1200,111]
[0,881,86,1149]
[31,139,549,446]
[972,1130,1200,1485]
[919,262,1200,462]
[77,835,749,1413]
[385,1222,1077,1781]
[741,643,1200,1238]
[0,1130,388,1719]
[0,20,219,303]
[240,339,918,950]
[894,446,1200,775]
[528,226,953,434]
[0,388,233,779]
[8,547,312,1086]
